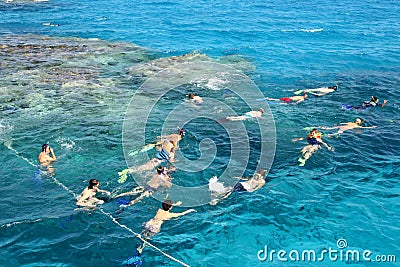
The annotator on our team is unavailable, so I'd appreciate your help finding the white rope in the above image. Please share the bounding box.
[99,208,191,267]
[2,142,191,267]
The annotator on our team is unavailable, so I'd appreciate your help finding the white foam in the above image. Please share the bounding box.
[56,137,76,150]
[301,28,324,33]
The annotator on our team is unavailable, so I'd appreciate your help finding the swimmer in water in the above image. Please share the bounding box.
[187,93,203,104]
[130,129,185,172]
[320,118,377,135]
[264,93,308,104]
[295,84,338,96]
[136,200,196,254]
[292,128,334,166]
[342,96,388,110]
[76,179,111,208]
[208,169,267,205]
[38,143,57,173]
[115,166,173,207]
[225,108,264,121]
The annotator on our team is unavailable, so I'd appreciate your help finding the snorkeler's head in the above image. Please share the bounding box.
[42,143,49,152]
[157,166,165,175]
[162,200,173,211]
[88,179,100,189]
[371,96,378,103]
[188,93,195,99]
[333,84,338,90]
[178,128,185,137]
[355,118,364,125]
[259,108,265,113]
[256,169,267,178]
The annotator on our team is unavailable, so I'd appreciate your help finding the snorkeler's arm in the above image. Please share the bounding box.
[49,148,57,161]
[168,209,196,219]
[292,137,305,143]
[319,140,334,151]
[97,189,111,195]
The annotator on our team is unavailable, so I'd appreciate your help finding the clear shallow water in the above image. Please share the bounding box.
[1,0,400,266]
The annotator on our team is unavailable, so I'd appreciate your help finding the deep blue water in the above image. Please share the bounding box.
[0,0,399,266]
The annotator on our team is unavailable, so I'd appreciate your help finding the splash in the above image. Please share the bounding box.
[300,28,324,33]
[56,137,76,150]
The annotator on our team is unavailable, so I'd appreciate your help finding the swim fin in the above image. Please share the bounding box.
[298,157,306,166]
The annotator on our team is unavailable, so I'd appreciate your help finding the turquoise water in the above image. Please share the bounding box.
[1,0,399,266]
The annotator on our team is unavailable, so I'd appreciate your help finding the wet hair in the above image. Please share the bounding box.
[157,166,164,174]
[88,179,99,189]
[162,200,173,211]
[355,118,365,125]
[255,169,266,179]
[178,128,185,136]
[188,93,195,99]
[371,96,378,102]
[41,143,49,152]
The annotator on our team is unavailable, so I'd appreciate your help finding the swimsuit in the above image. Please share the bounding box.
[144,220,160,233]
[233,182,247,192]
[307,137,320,146]
[279,97,292,103]
[144,184,157,193]
[155,148,170,161]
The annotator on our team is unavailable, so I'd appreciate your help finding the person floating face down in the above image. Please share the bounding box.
[322,118,377,135]
[76,179,111,208]
[154,128,186,162]
[133,129,186,172]
[305,84,338,96]
[136,200,196,254]
[115,166,173,207]
[344,96,388,110]
[293,129,334,166]
[208,169,268,205]
[361,96,388,108]
[225,108,265,121]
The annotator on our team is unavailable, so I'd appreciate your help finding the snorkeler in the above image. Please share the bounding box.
[136,200,196,254]
[342,95,388,110]
[38,143,57,167]
[116,166,173,207]
[187,93,203,104]
[264,93,308,104]
[128,129,186,173]
[208,169,267,205]
[319,118,377,135]
[76,179,111,208]
[225,108,264,121]
[294,84,338,96]
[292,128,334,166]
